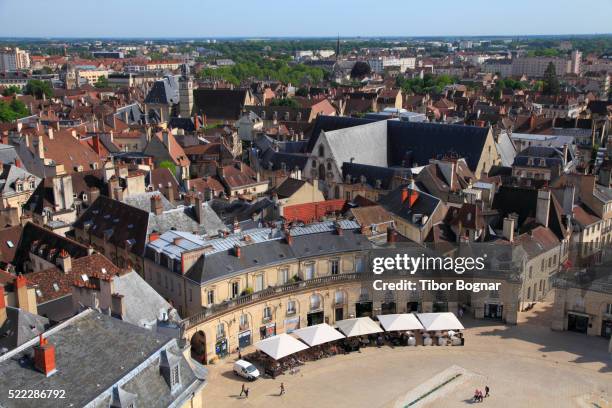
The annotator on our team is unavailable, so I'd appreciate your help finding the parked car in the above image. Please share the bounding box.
[233,359,260,381]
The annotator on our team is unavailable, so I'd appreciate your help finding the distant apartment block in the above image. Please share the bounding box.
[0,47,30,72]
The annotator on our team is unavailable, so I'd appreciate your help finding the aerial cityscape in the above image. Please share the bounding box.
[0,2,611,407]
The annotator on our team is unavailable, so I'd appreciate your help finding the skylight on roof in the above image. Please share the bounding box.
[52,283,60,292]
[81,274,89,282]
[6,240,13,248]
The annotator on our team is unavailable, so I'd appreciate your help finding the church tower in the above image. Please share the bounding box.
[179,64,194,118]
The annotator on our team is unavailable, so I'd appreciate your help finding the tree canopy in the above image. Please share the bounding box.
[350,61,371,79]
[269,98,300,108]
[24,80,53,99]
[396,74,456,95]
[197,57,324,86]
[0,99,29,122]
[542,62,560,95]
[94,76,109,88]
[1,85,20,97]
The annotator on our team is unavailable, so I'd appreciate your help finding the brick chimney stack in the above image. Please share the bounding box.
[0,285,6,327]
[34,334,56,377]
[234,244,241,258]
[387,227,398,243]
[57,250,72,274]
[151,194,163,216]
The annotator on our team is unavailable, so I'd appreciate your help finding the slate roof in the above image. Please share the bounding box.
[0,144,18,165]
[73,196,150,257]
[379,184,442,228]
[386,121,490,171]
[259,149,309,172]
[306,115,378,152]
[144,76,180,105]
[0,164,39,196]
[210,198,274,224]
[101,271,178,327]
[0,306,48,354]
[342,162,411,190]
[13,223,90,272]
[192,88,249,120]
[124,191,175,212]
[183,226,370,284]
[274,178,306,199]
[0,310,203,408]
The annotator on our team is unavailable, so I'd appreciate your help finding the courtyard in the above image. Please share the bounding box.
[200,306,612,407]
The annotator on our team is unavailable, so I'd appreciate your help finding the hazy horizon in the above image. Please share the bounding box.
[1,0,611,38]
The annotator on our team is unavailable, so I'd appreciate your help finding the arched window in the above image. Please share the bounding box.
[318,164,326,180]
[318,145,325,158]
[310,294,322,311]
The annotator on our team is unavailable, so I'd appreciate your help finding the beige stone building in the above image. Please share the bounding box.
[552,268,612,339]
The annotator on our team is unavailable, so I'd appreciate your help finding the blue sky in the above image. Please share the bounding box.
[1,0,611,38]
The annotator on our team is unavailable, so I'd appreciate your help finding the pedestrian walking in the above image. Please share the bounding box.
[240,384,246,397]
[279,382,285,396]
[485,385,490,398]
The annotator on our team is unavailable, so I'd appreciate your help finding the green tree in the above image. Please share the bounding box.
[542,62,560,95]
[269,98,300,108]
[350,61,371,79]
[1,85,20,97]
[94,76,109,88]
[24,80,53,99]
[0,99,29,122]
[159,160,177,174]
[295,87,309,97]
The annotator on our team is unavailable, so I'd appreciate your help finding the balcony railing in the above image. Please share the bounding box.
[183,273,363,329]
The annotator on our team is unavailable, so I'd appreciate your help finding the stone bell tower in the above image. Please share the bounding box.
[179,63,193,118]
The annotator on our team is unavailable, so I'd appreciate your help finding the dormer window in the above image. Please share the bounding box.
[16,182,23,192]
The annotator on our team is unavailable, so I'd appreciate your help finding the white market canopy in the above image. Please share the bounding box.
[293,323,345,346]
[335,317,383,337]
[377,314,424,332]
[416,312,465,331]
[255,333,309,360]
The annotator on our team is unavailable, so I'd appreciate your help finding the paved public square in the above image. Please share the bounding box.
[201,306,612,407]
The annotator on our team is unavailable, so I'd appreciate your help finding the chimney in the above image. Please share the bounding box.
[15,274,34,312]
[34,334,56,377]
[162,182,174,203]
[529,113,537,131]
[234,244,241,258]
[335,222,343,235]
[92,134,101,155]
[401,187,408,203]
[285,230,293,245]
[0,285,6,327]
[194,195,203,224]
[502,217,515,243]
[151,194,163,216]
[233,217,240,233]
[57,250,72,274]
[35,135,45,159]
[387,227,398,243]
[536,189,551,228]
[47,128,54,140]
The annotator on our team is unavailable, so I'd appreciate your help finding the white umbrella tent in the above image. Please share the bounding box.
[255,333,309,360]
[377,314,424,332]
[416,312,465,331]
[335,317,383,337]
[293,323,345,346]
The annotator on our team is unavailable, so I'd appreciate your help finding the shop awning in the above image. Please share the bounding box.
[377,314,424,331]
[416,312,465,331]
[255,333,309,360]
[335,317,383,337]
[293,323,345,346]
